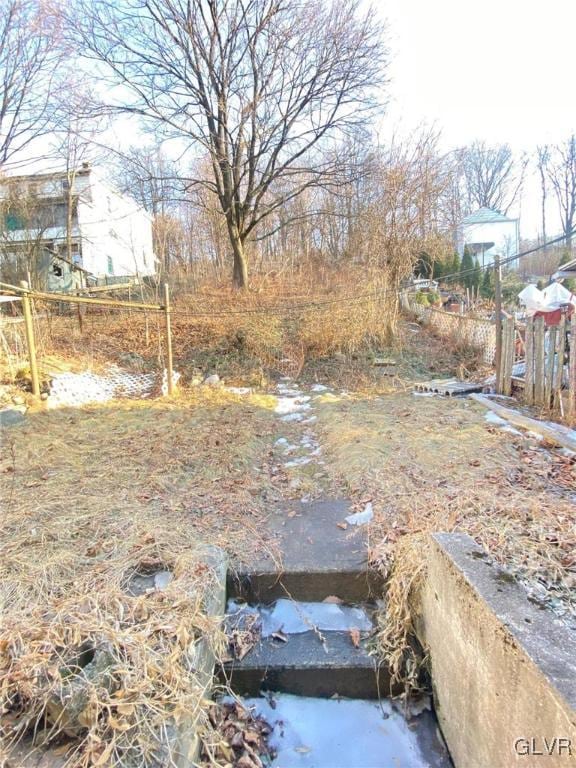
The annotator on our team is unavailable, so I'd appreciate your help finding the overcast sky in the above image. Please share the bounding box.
[380,0,576,238]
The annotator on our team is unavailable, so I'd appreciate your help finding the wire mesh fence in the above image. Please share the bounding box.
[401,293,496,364]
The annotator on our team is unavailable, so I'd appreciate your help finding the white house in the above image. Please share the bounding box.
[456,207,519,268]
[0,165,156,291]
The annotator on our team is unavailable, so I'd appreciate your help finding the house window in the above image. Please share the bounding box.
[4,211,25,231]
[107,255,114,274]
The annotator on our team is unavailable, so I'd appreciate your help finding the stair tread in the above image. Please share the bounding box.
[225,630,376,670]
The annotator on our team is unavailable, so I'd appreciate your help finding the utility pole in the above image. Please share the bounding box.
[494,253,502,394]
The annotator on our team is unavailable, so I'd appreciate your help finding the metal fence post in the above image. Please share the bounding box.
[20,280,40,399]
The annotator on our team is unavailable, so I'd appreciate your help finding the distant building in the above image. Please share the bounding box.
[0,165,156,291]
[456,207,519,269]
[553,257,576,282]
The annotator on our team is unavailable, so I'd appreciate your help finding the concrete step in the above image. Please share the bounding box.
[227,499,384,603]
[222,630,398,699]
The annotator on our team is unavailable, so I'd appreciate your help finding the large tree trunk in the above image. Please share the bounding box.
[227,218,248,288]
[231,233,248,288]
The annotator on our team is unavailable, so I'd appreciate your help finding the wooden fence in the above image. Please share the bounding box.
[0,280,175,398]
[497,313,576,424]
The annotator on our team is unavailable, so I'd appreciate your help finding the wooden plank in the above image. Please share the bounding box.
[525,317,534,405]
[544,326,557,408]
[73,282,135,295]
[534,317,545,406]
[554,318,566,410]
[502,318,514,397]
[22,287,161,312]
[470,394,576,452]
[164,283,174,395]
[569,314,576,423]
[20,281,40,399]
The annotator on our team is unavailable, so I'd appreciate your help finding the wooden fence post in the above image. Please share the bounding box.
[554,318,566,412]
[20,281,40,399]
[544,325,557,407]
[163,282,174,395]
[501,317,515,397]
[534,317,545,406]
[525,317,534,405]
[569,314,576,423]
[494,254,503,393]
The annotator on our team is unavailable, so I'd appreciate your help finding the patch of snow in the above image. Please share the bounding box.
[484,411,508,426]
[227,599,372,636]
[242,694,449,768]
[281,412,306,422]
[310,384,330,392]
[275,396,311,415]
[284,456,312,468]
[345,502,373,527]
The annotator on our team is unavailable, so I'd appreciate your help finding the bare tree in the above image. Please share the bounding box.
[0,0,61,169]
[457,141,526,214]
[69,0,388,287]
[544,135,576,251]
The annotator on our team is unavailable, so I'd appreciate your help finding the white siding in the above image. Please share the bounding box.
[458,219,519,268]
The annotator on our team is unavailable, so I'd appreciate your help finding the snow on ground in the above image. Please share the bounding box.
[242,694,450,768]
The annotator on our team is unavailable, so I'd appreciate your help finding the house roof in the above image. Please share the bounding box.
[553,257,576,279]
[461,207,515,225]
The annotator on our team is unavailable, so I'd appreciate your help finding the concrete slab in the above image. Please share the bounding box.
[228,499,383,602]
[419,532,576,768]
[223,629,397,698]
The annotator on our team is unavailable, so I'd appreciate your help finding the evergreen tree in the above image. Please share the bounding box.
[461,246,474,289]
[481,268,493,298]
[432,259,444,279]
[471,257,482,292]
[451,252,461,278]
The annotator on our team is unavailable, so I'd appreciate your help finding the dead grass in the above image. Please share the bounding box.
[314,390,576,688]
[1,266,398,388]
[0,389,282,765]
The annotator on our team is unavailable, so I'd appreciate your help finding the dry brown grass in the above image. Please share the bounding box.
[314,390,576,688]
[1,266,398,386]
[0,389,282,765]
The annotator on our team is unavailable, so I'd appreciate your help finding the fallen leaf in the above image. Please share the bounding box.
[323,595,343,604]
[336,522,348,530]
[349,628,361,648]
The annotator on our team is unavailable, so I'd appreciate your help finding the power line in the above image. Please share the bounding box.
[6,228,574,319]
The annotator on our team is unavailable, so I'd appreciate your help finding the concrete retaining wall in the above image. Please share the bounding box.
[419,533,576,768]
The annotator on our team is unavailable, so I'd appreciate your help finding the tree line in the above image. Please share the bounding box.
[0,0,575,290]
